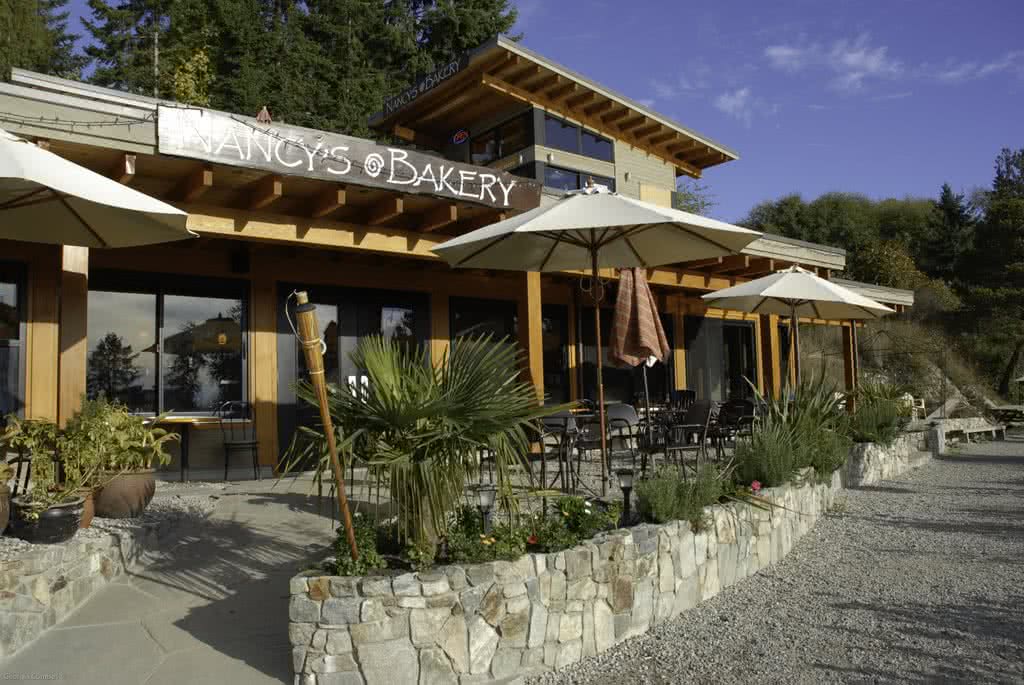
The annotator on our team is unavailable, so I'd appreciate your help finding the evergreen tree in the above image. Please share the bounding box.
[87,332,141,401]
[1,0,84,80]
[918,183,976,281]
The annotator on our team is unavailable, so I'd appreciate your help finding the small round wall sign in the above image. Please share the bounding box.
[451,129,469,145]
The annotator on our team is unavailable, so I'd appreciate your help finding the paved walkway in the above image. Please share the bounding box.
[537,432,1024,684]
[1,478,337,685]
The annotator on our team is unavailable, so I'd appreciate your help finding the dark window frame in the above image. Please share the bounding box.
[540,113,615,163]
[468,111,534,166]
[542,164,616,192]
[88,270,249,417]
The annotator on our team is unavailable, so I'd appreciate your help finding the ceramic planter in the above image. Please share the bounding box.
[9,496,84,544]
[94,469,155,518]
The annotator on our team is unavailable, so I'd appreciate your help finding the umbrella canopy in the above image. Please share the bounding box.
[700,265,895,321]
[701,265,894,385]
[434,186,761,493]
[610,268,670,368]
[0,128,194,248]
[432,185,760,271]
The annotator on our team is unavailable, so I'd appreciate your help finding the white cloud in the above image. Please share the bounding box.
[935,51,1024,83]
[807,103,829,111]
[872,91,913,101]
[650,79,677,99]
[765,34,901,93]
[714,87,754,127]
[765,45,809,72]
[636,98,656,108]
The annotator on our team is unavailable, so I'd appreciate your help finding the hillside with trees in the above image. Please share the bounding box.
[745,148,1024,404]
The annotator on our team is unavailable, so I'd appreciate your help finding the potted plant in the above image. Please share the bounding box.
[1,416,85,543]
[74,398,178,519]
[0,460,13,534]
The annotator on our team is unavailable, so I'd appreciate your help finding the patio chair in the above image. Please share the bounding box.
[540,412,578,492]
[670,389,696,412]
[216,401,260,481]
[664,400,713,473]
[606,403,640,472]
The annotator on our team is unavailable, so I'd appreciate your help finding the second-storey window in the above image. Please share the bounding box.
[543,114,614,163]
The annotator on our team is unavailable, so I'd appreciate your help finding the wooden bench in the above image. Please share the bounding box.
[954,424,1006,443]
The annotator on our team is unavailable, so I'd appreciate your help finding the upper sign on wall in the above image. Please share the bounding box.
[381,55,470,118]
[157,105,540,212]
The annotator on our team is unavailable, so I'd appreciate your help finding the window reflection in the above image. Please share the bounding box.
[86,291,157,413]
[381,306,417,352]
[470,129,498,165]
[162,295,243,412]
[544,166,579,192]
[0,279,21,419]
[542,305,569,404]
[544,115,579,154]
[582,130,614,162]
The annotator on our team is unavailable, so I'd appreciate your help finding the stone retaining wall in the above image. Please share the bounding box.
[289,470,842,685]
[0,517,175,659]
[844,432,931,487]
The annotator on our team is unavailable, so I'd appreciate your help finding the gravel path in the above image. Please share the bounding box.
[532,433,1024,684]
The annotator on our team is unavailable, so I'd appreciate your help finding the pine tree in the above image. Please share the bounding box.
[87,332,141,400]
[1,0,84,80]
[918,183,976,281]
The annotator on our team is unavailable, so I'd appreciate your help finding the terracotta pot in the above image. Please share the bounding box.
[78,488,95,529]
[9,496,84,544]
[94,469,156,519]
[0,485,10,535]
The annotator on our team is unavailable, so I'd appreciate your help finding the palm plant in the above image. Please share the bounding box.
[285,334,567,549]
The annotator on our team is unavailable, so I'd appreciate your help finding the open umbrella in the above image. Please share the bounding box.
[0,128,194,247]
[701,265,893,386]
[433,185,761,493]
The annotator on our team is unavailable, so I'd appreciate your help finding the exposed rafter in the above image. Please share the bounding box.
[310,185,346,219]
[364,196,404,225]
[419,203,458,233]
[174,165,213,202]
[108,152,136,184]
[248,174,283,210]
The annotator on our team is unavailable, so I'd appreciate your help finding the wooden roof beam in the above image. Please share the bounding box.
[508,65,542,86]
[456,210,506,233]
[632,122,661,138]
[174,165,213,202]
[248,174,283,210]
[109,152,136,184]
[419,203,458,233]
[708,255,750,273]
[547,82,578,102]
[530,73,561,94]
[668,139,700,154]
[364,196,404,226]
[737,257,775,277]
[601,107,630,124]
[648,131,676,146]
[617,115,647,132]
[565,90,596,108]
[490,54,522,79]
[310,185,347,219]
[584,99,614,116]
[681,256,724,269]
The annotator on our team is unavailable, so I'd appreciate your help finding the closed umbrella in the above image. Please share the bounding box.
[433,185,761,493]
[701,265,893,386]
[610,267,671,468]
[0,128,194,247]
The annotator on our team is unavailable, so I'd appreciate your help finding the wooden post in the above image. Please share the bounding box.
[249,261,279,468]
[759,314,782,399]
[294,291,358,562]
[25,246,60,421]
[567,295,579,402]
[517,272,544,403]
[430,292,450,367]
[842,321,858,412]
[58,246,88,426]
[672,304,686,392]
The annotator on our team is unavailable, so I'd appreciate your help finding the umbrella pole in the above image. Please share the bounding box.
[642,363,652,475]
[591,250,609,497]
[295,291,359,562]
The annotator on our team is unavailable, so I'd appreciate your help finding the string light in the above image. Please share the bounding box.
[0,110,155,129]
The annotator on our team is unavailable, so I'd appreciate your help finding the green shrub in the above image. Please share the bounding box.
[329,514,387,576]
[555,496,620,540]
[733,415,797,487]
[444,506,527,564]
[849,399,900,444]
[635,465,724,531]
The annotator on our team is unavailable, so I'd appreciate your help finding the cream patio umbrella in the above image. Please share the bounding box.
[701,265,894,386]
[0,128,194,247]
[433,185,761,493]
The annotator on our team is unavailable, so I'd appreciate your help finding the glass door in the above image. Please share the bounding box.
[0,264,25,421]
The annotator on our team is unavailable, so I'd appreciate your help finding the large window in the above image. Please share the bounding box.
[543,114,614,163]
[543,166,615,192]
[450,297,516,343]
[542,305,570,405]
[685,317,756,402]
[580,306,673,405]
[0,264,25,421]
[86,272,246,415]
[469,112,533,165]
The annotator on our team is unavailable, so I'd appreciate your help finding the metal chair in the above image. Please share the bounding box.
[216,401,260,480]
[664,400,713,472]
[540,412,578,492]
[670,389,696,412]
[606,403,641,472]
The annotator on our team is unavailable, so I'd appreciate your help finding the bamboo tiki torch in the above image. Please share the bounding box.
[294,291,358,562]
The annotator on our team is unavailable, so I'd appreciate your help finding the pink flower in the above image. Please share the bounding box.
[527,535,539,545]
[751,480,762,493]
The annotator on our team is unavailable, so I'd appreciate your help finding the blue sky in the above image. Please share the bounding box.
[64,1,1022,221]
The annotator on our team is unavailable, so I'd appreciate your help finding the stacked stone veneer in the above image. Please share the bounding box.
[289,470,842,685]
[0,519,173,659]
[844,432,931,487]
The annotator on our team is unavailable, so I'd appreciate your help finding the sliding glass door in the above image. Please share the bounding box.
[0,263,25,422]
[685,316,757,402]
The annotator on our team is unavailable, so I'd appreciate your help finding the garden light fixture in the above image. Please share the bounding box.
[476,484,497,533]
[616,468,634,525]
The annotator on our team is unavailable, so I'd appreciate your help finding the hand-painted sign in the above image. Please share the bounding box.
[382,55,470,117]
[451,129,470,145]
[157,105,541,211]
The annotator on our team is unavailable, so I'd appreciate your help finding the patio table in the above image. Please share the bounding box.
[156,415,252,482]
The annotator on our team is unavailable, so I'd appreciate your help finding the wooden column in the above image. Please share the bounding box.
[517,272,544,403]
[25,246,61,421]
[567,294,579,402]
[672,303,686,391]
[249,259,279,467]
[753,315,765,394]
[430,292,450,367]
[759,314,782,399]
[57,246,89,426]
[842,322,857,394]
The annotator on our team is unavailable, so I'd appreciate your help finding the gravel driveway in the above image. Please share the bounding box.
[531,432,1024,684]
